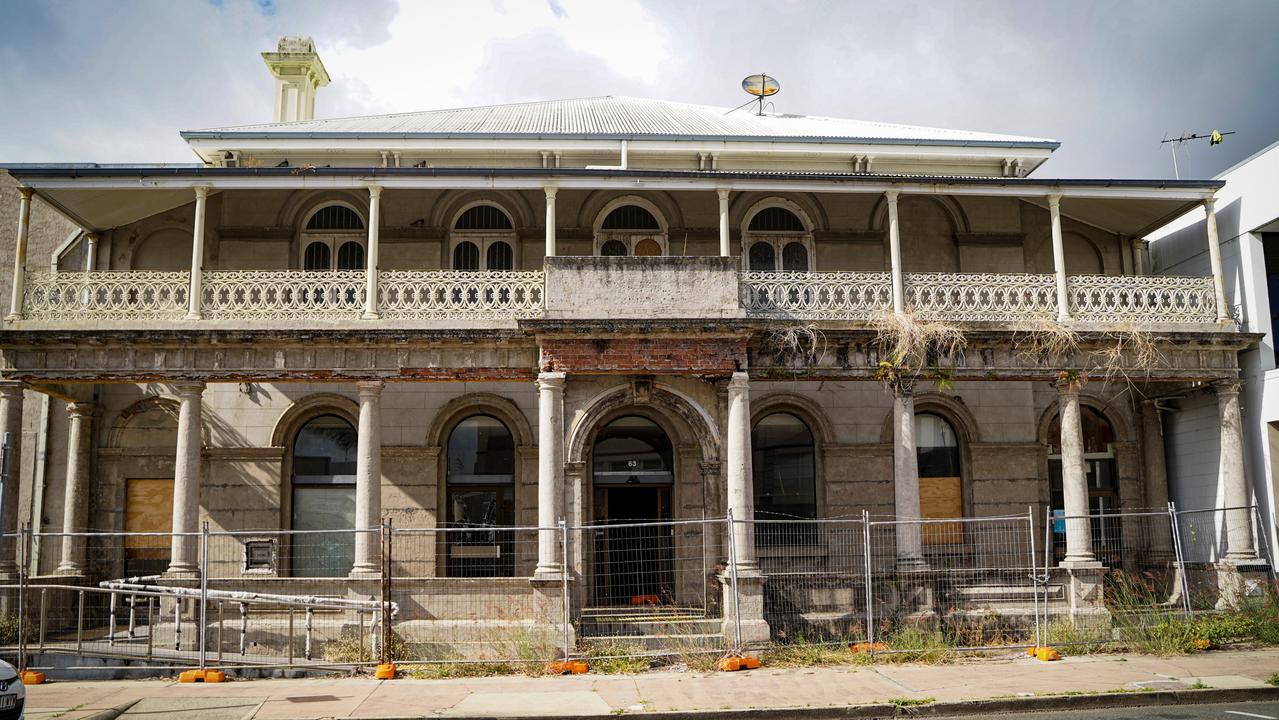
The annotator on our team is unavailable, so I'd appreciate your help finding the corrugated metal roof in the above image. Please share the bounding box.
[185,96,1056,147]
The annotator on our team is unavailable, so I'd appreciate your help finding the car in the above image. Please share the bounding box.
[0,659,24,720]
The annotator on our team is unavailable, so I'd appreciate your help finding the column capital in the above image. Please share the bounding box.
[884,189,900,203]
[543,184,558,199]
[1203,195,1217,211]
[16,187,34,201]
[193,185,211,199]
[1054,372,1086,394]
[367,184,383,198]
[1212,379,1242,398]
[716,187,731,201]
[537,371,566,390]
[728,371,749,391]
[66,401,95,419]
[171,381,206,397]
[356,379,385,397]
[889,376,916,397]
[1048,193,1062,208]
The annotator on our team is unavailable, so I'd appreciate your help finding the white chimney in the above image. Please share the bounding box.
[262,36,330,123]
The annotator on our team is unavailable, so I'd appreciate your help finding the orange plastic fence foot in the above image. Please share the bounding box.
[178,669,225,683]
[374,662,397,679]
[19,670,45,685]
[202,669,226,683]
[850,642,889,654]
[545,661,588,675]
[1035,647,1061,662]
[718,654,761,672]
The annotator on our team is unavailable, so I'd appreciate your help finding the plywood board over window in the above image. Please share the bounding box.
[920,476,963,545]
[125,478,173,575]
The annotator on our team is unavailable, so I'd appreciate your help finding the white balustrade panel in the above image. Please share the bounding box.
[202,270,365,320]
[741,271,893,319]
[1067,274,1217,323]
[378,270,544,319]
[23,271,188,320]
[904,272,1058,321]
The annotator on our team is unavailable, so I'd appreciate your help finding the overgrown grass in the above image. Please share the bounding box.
[1266,672,1278,687]
[580,641,652,675]
[765,639,870,668]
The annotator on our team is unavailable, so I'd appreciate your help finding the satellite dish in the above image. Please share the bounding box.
[741,74,780,97]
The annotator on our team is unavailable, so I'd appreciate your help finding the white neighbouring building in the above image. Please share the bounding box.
[1149,141,1279,563]
[0,37,1269,663]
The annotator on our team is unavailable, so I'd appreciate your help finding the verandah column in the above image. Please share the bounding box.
[717,188,731,257]
[1204,198,1232,323]
[185,186,210,321]
[6,187,33,321]
[1057,377,1095,565]
[534,371,565,577]
[351,380,383,577]
[1049,194,1072,322]
[725,371,757,572]
[1215,381,1257,560]
[891,379,925,568]
[362,185,382,320]
[167,382,205,576]
[55,401,94,575]
[0,382,23,577]
[886,190,904,315]
[544,185,557,258]
[1140,399,1173,557]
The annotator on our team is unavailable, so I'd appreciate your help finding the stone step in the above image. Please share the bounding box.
[578,632,724,652]
[580,616,723,638]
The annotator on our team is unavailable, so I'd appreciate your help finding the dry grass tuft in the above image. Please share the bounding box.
[767,323,830,366]
[871,311,966,372]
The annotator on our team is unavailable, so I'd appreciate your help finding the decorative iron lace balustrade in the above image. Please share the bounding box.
[23,271,189,320]
[740,271,893,319]
[378,270,544,319]
[1066,274,1217,324]
[904,272,1058,322]
[202,270,366,320]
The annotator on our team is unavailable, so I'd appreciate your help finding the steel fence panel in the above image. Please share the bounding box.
[1176,505,1268,610]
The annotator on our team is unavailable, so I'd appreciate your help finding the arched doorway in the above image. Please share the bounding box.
[290,414,357,577]
[1047,406,1120,563]
[444,415,516,577]
[916,413,963,545]
[591,415,674,605]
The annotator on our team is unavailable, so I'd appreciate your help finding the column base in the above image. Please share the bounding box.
[1214,559,1270,610]
[162,566,200,580]
[348,565,380,580]
[1058,558,1103,570]
[54,564,84,577]
[532,566,564,582]
[1059,563,1108,618]
[360,312,381,320]
[530,576,574,659]
[719,572,770,649]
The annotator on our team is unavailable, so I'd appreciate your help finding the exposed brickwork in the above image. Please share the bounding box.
[540,337,746,374]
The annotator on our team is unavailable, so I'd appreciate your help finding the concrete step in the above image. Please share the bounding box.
[578,632,724,652]
[580,616,723,637]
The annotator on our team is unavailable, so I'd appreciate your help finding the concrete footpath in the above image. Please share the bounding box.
[23,648,1279,720]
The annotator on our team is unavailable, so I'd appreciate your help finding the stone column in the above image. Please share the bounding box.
[725,372,756,572]
[544,186,557,258]
[1204,198,1232,323]
[56,402,94,575]
[1140,399,1173,557]
[6,187,33,320]
[886,190,904,315]
[892,380,925,568]
[535,372,565,578]
[362,185,382,320]
[1049,194,1072,322]
[351,380,383,577]
[1130,237,1145,276]
[0,382,23,577]
[1057,379,1095,565]
[717,188,731,257]
[167,382,204,576]
[184,186,210,321]
[84,232,99,275]
[1215,382,1257,561]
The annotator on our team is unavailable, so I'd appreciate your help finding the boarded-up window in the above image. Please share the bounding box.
[125,478,174,577]
[916,413,963,545]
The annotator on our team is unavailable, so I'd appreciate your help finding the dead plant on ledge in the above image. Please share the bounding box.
[871,311,967,392]
[765,322,830,368]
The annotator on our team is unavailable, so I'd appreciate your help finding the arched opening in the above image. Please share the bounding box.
[290,414,357,577]
[450,203,518,270]
[916,413,963,545]
[594,201,667,256]
[752,412,817,547]
[445,415,516,577]
[299,204,366,270]
[1047,406,1119,562]
[591,415,674,605]
[742,203,813,272]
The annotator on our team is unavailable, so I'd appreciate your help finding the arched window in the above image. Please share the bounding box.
[306,205,364,231]
[916,413,963,545]
[602,205,660,230]
[486,241,514,270]
[453,241,480,270]
[752,413,817,547]
[1047,406,1119,562]
[455,205,513,230]
[336,241,365,270]
[446,415,515,577]
[600,239,628,257]
[303,241,331,271]
[592,416,673,486]
[300,204,366,272]
[290,415,357,577]
[742,204,813,272]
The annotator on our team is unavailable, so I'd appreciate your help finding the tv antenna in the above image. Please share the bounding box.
[725,74,780,116]
[1160,130,1234,179]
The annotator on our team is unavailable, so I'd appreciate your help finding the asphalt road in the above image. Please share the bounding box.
[933,701,1279,720]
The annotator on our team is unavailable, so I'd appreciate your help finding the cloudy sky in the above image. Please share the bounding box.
[1,0,1276,179]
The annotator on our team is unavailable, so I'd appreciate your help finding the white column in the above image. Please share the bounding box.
[535,371,565,577]
[1204,198,1232,323]
[362,186,382,320]
[184,186,210,321]
[544,186,557,258]
[167,382,204,575]
[1057,379,1095,565]
[0,382,23,577]
[886,190,904,315]
[1215,382,1257,560]
[717,188,731,257]
[892,381,925,568]
[6,188,34,321]
[56,402,94,575]
[725,372,757,572]
[1049,194,1072,322]
[352,380,383,576]
[84,233,99,275]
